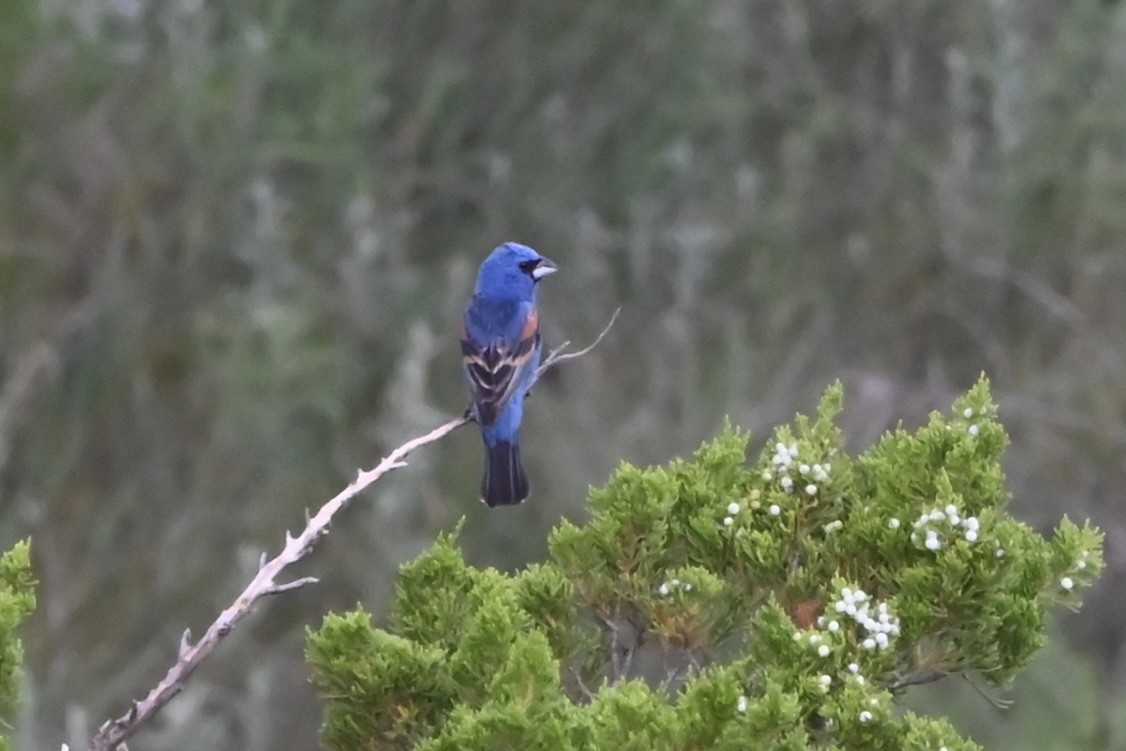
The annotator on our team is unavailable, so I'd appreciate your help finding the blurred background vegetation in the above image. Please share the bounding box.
[2,0,1126,749]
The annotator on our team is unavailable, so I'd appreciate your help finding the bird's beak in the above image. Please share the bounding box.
[532,258,558,280]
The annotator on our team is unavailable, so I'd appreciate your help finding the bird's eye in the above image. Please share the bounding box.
[518,259,540,274]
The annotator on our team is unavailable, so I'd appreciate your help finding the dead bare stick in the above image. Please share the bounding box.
[87,415,469,751]
[536,306,620,379]
[86,308,619,751]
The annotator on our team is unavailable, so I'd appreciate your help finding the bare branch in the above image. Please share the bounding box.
[566,665,597,702]
[263,577,320,596]
[87,414,469,751]
[962,672,1013,710]
[177,630,192,659]
[601,605,640,687]
[536,306,620,379]
[887,666,950,690]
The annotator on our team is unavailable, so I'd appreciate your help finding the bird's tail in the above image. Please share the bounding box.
[481,440,529,507]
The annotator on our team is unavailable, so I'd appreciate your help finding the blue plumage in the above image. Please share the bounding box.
[462,243,557,506]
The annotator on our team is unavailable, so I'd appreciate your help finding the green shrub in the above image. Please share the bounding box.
[0,540,35,751]
[308,378,1102,750]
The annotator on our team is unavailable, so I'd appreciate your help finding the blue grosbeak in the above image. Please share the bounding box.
[462,243,557,506]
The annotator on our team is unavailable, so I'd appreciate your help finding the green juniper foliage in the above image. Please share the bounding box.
[0,540,35,751]
[308,379,1103,750]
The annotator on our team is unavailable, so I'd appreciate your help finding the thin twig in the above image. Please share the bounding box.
[607,607,621,682]
[963,672,1013,710]
[887,666,950,690]
[536,306,620,379]
[566,665,597,702]
[659,664,681,696]
[619,634,636,682]
[85,307,620,751]
[602,603,640,688]
[263,577,320,596]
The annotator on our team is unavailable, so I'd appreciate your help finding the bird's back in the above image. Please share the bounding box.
[464,296,528,345]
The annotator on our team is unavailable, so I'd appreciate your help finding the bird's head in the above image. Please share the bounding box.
[474,242,558,300]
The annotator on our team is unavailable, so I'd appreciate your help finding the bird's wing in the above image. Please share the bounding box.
[462,308,540,426]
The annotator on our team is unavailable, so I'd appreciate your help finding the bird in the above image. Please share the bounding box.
[461,242,557,506]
